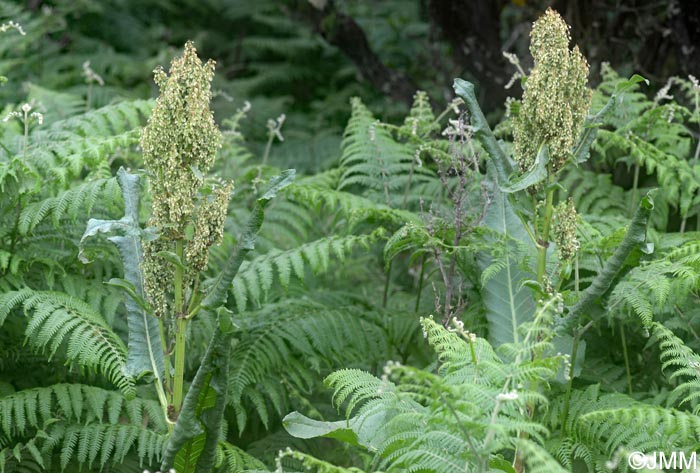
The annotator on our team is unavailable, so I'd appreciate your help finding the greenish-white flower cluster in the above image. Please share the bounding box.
[553,197,579,261]
[140,41,228,318]
[513,8,591,171]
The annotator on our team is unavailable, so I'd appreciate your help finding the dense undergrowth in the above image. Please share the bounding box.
[2,2,700,473]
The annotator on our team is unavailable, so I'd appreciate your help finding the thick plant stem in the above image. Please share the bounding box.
[171,239,187,419]
[172,316,188,417]
[158,318,174,431]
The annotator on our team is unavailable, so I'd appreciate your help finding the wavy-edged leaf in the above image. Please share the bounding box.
[561,191,655,330]
[79,168,164,387]
[453,79,512,184]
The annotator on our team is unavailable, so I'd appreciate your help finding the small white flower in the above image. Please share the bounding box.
[21,103,31,113]
[414,148,423,167]
[266,113,286,142]
[496,390,519,402]
[82,61,105,86]
[0,20,25,36]
[450,97,464,115]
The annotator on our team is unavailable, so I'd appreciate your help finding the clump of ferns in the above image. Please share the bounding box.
[278,294,568,472]
[364,89,465,209]
[653,73,700,232]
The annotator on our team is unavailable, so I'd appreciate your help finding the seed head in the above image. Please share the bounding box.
[513,8,592,172]
[141,41,222,235]
[553,197,579,261]
[140,41,223,317]
[186,182,232,273]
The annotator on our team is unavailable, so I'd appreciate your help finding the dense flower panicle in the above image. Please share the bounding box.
[140,41,226,318]
[186,182,233,273]
[513,8,592,171]
[554,197,579,261]
[141,41,222,234]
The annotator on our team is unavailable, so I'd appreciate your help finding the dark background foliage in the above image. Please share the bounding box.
[8,0,700,171]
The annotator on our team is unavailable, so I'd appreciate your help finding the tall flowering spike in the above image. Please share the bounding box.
[513,8,592,171]
[141,41,222,233]
[140,42,225,318]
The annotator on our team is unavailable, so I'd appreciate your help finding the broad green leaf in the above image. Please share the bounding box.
[561,191,655,330]
[155,250,188,271]
[284,405,391,452]
[500,144,549,193]
[79,168,164,386]
[453,79,512,185]
[283,412,360,446]
[161,314,233,473]
[478,170,536,347]
[489,456,516,473]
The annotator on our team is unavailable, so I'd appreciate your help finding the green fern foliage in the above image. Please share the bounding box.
[286,312,565,472]
[0,384,167,472]
[339,97,435,206]
[0,290,133,397]
[231,231,383,312]
[229,299,403,432]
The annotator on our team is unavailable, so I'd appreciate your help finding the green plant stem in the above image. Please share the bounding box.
[262,132,273,165]
[159,318,172,394]
[575,255,580,294]
[153,320,171,430]
[414,254,426,313]
[620,321,633,395]
[382,260,392,308]
[402,156,416,208]
[22,109,29,160]
[172,316,188,417]
[172,239,187,419]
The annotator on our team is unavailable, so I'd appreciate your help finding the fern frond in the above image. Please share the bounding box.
[28,99,153,182]
[0,383,166,471]
[17,177,120,235]
[338,98,434,205]
[215,441,267,473]
[516,438,567,473]
[1,289,133,396]
[651,322,700,412]
[229,300,394,431]
[230,231,382,312]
